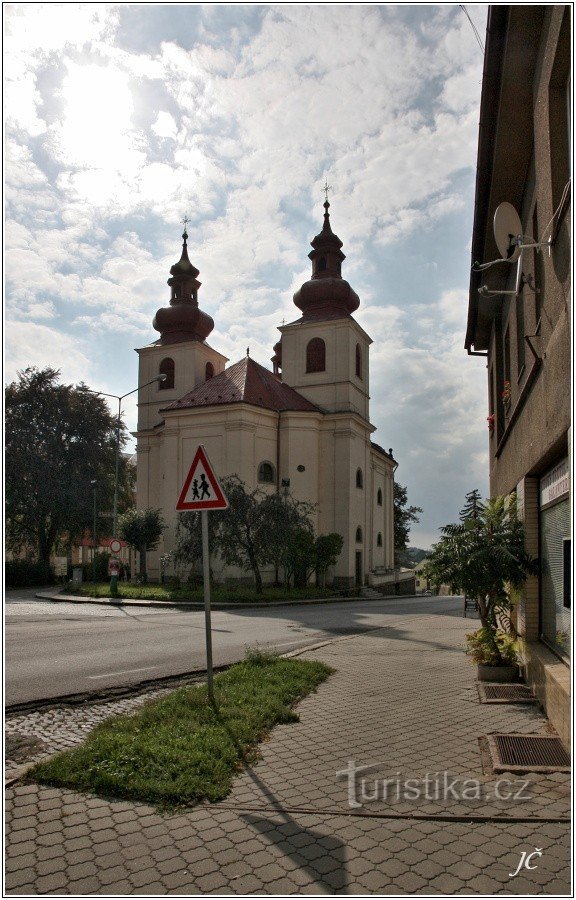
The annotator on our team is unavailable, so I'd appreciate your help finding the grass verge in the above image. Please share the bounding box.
[61,582,338,602]
[30,652,333,808]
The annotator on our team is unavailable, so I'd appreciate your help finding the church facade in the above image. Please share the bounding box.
[134,201,396,586]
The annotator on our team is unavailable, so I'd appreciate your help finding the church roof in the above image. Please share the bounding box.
[162,357,321,414]
[371,441,396,463]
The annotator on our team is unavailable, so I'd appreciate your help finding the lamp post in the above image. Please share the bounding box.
[91,479,97,582]
[87,375,166,539]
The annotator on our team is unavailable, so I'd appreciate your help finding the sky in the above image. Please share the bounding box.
[4,2,490,548]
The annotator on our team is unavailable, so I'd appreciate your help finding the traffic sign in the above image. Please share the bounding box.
[176,446,229,511]
[110,538,122,554]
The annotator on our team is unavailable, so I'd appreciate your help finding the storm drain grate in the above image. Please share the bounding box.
[478,683,538,704]
[486,734,571,773]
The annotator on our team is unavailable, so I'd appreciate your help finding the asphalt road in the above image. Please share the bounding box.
[5,591,465,706]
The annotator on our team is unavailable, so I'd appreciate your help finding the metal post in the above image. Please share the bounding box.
[92,481,97,582]
[112,397,121,539]
[201,510,214,703]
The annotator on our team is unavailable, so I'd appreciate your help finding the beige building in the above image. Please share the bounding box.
[466,7,570,747]
[135,200,396,587]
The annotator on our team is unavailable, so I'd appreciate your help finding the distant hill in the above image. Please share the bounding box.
[397,547,429,568]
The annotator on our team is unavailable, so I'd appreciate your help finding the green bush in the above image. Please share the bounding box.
[5,559,55,588]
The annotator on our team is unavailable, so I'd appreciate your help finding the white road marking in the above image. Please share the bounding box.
[88,666,158,679]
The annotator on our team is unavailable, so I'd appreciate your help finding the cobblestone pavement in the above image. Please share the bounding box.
[5,684,193,780]
[5,612,571,895]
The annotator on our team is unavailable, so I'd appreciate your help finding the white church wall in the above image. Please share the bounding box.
[280,318,371,419]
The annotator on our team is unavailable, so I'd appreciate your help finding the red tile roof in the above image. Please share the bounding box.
[162,357,321,414]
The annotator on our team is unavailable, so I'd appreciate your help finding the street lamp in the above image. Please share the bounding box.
[87,375,166,539]
[91,479,97,582]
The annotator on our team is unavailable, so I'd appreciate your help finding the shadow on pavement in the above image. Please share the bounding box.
[213,700,348,892]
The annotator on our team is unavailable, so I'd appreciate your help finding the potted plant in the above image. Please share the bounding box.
[423,493,537,682]
[465,626,521,682]
[501,380,511,417]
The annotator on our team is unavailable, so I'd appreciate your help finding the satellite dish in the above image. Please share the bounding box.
[494,202,522,262]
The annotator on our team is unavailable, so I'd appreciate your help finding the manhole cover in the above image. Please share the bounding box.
[478,684,538,704]
[486,734,571,773]
[5,733,49,763]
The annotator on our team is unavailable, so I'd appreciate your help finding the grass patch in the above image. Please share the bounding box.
[30,652,333,809]
[62,582,338,603]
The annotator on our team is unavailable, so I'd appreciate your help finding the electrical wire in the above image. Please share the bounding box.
[459,5,485,54]
[472,179,571,273]
[540,179,571,240]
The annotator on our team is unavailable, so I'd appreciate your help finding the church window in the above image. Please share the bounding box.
[377,533,383,547]
[159,358,175,389]
[205,362,214,380]
[258,461,276,484]
[306,338,326,373]
[355,343,362,379]
[377,488,383,506]
[356,527,363,543]
[356,468,363,489]
[318,257,327,272]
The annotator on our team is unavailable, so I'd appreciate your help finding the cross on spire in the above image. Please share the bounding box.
[322,179,333,203]
[182,215,190,233]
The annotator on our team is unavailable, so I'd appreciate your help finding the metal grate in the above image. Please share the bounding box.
[487,734,571,773]
[478,684,537,703]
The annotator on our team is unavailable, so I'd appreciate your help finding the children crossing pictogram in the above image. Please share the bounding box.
[176,446,228,511]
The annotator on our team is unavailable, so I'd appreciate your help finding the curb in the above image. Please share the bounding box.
[5,626,391,785]
[34,592,424,611]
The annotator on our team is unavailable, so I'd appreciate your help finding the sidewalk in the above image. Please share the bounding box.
[5,610,570,895]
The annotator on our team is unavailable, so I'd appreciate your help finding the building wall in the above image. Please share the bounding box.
[280,317,371,419]
[136,398,395,585]
[468,5,571,748]
[137,340,227,432]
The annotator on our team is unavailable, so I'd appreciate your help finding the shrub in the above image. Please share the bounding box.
[5,559,55,588]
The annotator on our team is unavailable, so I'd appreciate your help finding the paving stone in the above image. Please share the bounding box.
[4,611,571,895]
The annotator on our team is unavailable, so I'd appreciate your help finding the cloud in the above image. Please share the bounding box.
[4,322,94,386]
[3,4,490,541]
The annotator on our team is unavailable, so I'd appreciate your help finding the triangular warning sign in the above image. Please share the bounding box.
[176,446,229,511]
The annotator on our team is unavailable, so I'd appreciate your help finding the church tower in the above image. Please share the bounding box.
[276,199,393,587]
[136,225,228,432]
[279,198,371,419]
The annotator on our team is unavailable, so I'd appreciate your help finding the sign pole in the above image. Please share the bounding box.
[176,445,227,706]
[201,510,214,703]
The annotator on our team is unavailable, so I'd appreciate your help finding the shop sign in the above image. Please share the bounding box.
[540,457,570,506]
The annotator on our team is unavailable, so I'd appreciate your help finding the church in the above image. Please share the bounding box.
[134,199,396,587]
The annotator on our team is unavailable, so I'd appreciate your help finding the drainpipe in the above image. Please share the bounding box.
[276,411,282,493]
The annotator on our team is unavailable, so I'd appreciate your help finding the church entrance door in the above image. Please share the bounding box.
[355,551,363,587]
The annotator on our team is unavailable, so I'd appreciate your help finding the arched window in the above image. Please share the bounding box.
[159,357,175,389]
[355,343,362,379]
[377,533,383,547]
[318,257,327,271]
[355,527,363,544]
[258,461,276,484]
[356,468,363,489]
[377,488,383,506]
[205,362,214,380]
[306,338,326,373]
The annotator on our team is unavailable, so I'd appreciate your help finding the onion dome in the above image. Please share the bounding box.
[153,228,214,344]
[292,199,360,321]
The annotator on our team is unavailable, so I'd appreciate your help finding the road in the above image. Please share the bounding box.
[5,591,465,706]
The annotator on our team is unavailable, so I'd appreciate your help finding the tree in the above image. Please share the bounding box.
[423,494,537,664]
[459,489,483,521]
[284,527,316,588]
[175,477,318,593]
[5,367,133,565]
[119,508,165,583]
[315,533,344,586]
[258,491,315,584]
[393,482,423,566]
[199,476,269,593]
